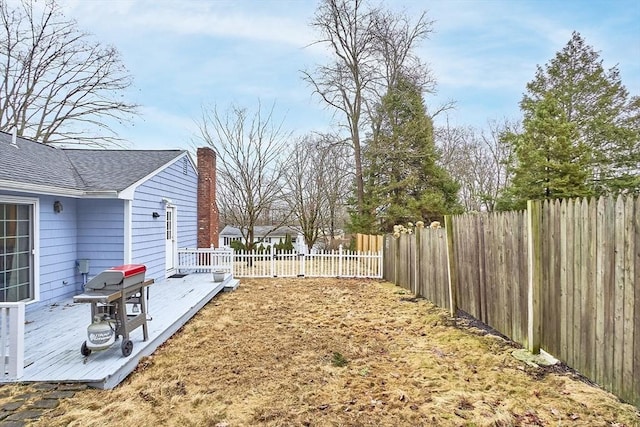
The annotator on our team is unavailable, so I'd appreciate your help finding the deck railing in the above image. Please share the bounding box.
[177,247,234,273]
[0,303,25,380]
[178,246,383,279]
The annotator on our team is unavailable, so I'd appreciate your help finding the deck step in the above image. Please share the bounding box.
[223,279,240,292]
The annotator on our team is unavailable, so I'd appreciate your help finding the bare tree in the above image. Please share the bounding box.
[436,118,516,212]
[303,0,376,214]
[480,119,516,210]
[283,135,325,250]
[0,0,137,146]
[197,102,291,251]
[368,7,436,113]
[317,136,351,247]
[283,133,352,250]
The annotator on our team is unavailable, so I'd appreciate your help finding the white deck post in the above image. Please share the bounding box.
[1,303,25,380]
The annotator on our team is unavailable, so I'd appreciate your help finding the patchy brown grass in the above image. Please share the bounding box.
[30,278,640,426]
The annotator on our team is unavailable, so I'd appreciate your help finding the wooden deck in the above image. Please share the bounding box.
[2,273,238,389]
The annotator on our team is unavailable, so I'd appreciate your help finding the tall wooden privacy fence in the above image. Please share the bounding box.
[384,195,639,408]
[384,227,450,310]
[355,233,383,252]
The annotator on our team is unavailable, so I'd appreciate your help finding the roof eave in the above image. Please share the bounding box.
[0,180,85,198]
[0,180,124,199]
[83,190,121,199]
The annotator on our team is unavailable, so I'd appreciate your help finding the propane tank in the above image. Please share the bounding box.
[86,315,116,351]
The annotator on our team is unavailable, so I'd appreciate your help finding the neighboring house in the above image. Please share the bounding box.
[219,225,304,252]
[0,131,219,311]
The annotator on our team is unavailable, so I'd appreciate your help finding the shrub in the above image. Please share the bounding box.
[282,234,294,251]
[229,240,246,252]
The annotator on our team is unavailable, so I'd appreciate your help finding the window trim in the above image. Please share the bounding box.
[0,195,40,304]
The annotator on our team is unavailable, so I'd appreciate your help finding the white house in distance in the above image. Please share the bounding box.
[0,131,220,310]
[219,225,306,252]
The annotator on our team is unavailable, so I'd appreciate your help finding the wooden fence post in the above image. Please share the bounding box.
[382,236,387,280]
[527,199,542,354]
[444,215,457,317]
[394,236,400,285]
[415,227,421,296]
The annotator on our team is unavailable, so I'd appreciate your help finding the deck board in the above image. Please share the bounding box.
[1,273,238,389]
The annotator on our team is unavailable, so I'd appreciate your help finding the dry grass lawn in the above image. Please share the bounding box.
[27,278,640,426]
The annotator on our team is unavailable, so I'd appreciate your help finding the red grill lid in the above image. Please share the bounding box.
[108,264,146,278]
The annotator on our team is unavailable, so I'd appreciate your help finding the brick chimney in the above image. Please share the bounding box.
[197,147,220,248]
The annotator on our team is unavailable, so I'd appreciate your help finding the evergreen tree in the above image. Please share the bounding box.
[498,95,592,210]
[354,77,460,232]
[517,32,639,196]
[283,234,294,252]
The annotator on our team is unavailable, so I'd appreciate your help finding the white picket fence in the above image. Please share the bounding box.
[0,303,25,380]
[177,247,234,273]
[177,247,383,279]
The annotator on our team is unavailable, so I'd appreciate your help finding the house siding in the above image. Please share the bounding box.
[38,195,81,307]
[77,199,125,278]
[0,191,82,310]
[132,155,197,283]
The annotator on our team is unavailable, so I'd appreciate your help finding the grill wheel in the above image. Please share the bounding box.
[121,339,133,357]
[81,341,91,357]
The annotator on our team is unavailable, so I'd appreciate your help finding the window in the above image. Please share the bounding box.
[0,201,35,302]
[166,209,173,240]
[223,236,242,246]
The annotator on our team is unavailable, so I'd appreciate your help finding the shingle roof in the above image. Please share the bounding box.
[63,149,184,191]
[0,132,84,190]
[0,131,186,194]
